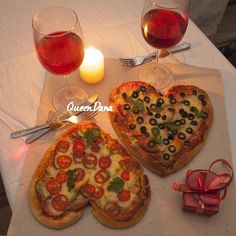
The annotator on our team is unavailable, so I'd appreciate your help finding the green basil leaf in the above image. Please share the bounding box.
[166,122,179,130]
[151,127,160,136]
[66,169,78,192]
[84,128,101,146]
[132,100,144,113]
[192,107,200,119]
[107,177,124,193]
[152,135,162,144]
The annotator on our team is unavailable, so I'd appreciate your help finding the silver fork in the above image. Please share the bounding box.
[25,110,98,144]
[119,42,191,67]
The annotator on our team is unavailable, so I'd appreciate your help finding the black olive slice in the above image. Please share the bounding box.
[168,145,176,153]
[148,141,155,148]
[163,153,170,160]
[180,92,185,97]
[140,126,147,133]
[190,106,195,112]
[186,127,193,134]
[184,100,190,106]
[162,115,167,120]
[129,124,136,130]
[132,91,139,98]
[140,86,146,92]
[168,94,173,99]
[168,107,175,112]
[132,109,139,114]
[158,124,165,129]
[202,100,207,106]
[137,117,144,124]
[198,94,204,101]
[175,120,181,126]
[184,140,191,147]
[200,111,208,119]
[144,132,150,137]
[188,114,195,120]
[163,139,170,145]
[122,92,128,99]
[144,96,150,103]
[191,120,198,126]
[123,104,130,110]
[180,119,186,125]
[168,134,174,140]
[149,118,157,126]
[150,104,157,111]
[178,133,186,140]
[155,113,161,119]
[170,98,177,104]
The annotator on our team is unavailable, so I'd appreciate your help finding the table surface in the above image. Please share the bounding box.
[0,0,236,210]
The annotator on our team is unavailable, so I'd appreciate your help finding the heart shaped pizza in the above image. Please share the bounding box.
[109,81,213,176]
[28,122,150,229]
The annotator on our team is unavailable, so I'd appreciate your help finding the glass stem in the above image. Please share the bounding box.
[156,49,162,63]
[64,75,72,100]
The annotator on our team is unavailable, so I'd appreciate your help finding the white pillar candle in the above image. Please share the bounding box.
[79,47,104,84]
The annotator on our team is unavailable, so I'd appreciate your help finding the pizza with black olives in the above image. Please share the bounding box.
[28,122,150,229]
[109,81,213,176]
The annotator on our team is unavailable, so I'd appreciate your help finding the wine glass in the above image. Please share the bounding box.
[32,7,88,113]
[140,0,189,89]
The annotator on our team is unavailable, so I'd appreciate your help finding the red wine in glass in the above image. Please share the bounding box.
[36,31,84,75]
[142,9,188,49]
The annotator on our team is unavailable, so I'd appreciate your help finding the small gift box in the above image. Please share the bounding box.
[173,159,233,216]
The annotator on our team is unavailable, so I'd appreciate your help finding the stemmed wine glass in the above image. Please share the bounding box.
[140,0,189,89]
[32,7,87,113]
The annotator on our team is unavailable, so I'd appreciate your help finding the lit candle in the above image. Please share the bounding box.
[79,47,104,84]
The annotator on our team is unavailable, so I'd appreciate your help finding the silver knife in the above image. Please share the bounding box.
[11,94,98,138]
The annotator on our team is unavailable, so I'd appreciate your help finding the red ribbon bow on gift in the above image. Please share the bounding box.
[172,159,234,212]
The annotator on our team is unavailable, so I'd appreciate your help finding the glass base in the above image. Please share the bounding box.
[138,62,172,90]
[52,85,88,113]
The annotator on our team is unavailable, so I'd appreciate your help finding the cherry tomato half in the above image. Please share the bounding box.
[73,140,86,156]
[94,170,109,184]
[96,136,104,144]
[77,168,85,181]
[83,183,95,197]
[56,155,72,169]
[93,186,104,199]
[91,143,100,153]
[46,178,62,195]
[121,170,130,181]
[83,153,97,169]
[117,190,131,202]
[119,157,136,171]
[56,170,68,183]
[51,194,68,211]
[99,156,111,169]
[56,140,69,153]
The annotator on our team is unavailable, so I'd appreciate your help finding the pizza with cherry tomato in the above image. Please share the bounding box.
[28,122,150,229]
[109,81,213,176]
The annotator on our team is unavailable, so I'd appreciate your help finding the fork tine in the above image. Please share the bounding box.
[82,110,98,120]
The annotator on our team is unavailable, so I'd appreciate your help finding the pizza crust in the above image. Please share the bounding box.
[109,82,214,177]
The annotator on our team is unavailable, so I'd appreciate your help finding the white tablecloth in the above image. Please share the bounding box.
[0,0,236,210]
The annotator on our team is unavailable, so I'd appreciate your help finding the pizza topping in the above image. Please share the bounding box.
[168,107,175,112]
[56,170,69,183]
[96,135,104,144]
[83,183,95,197]
[76,168,85,181]
[200,111,208,119]
[191,120,198,126]
[46,178,62,195]
[129,124,136,130]
[198,94,204,101]
[144,96,150,103]
[123,104,130,110]
[73,140,86,156]
[168,145,176,153]
[83,153,98,169]
[183,100,190,106]
[107,177,124,193]
[121,170,130,181]
[93,186,104,199]
[137,117,144,124]
[84,128,101,146]
[163,153,170,160]
[178,133,186,140]
[99,156,112,169]
[56,140,70,153]
[175,120,181,126]
[118,190,131,202]
[202,100,207,106]
[66,169,78,191]
[186,127,193,134]
[170,97,177,104]
[155,113,161,119]
[140,85,147,92]
[91,143,100,153]
[132,91,139,98]
[192,89,197,95]
[51,194,68,212]
[163,138,170,145]
[166,122,179,131]
[188,114,195,120]
[149,118,157,125]
[140,126,147,133]
[148,141,155,148]
[122,92,128,99]
[56,155,72,169]
[184,140,191,146]
[132,100,144,113]
[180,119,186,125]
[95,170,109,184]
[161,115,167,121]
[180,92,185,97]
